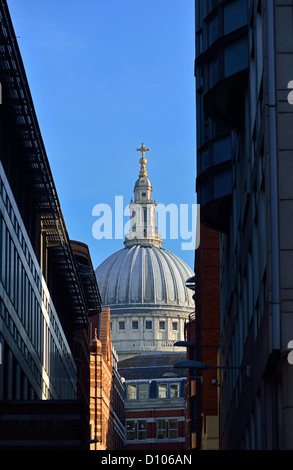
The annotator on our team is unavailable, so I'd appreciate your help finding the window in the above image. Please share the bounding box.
[208,15,218,46]
[127,384,136,400]
[145,320,152,330]
[159,321,165,330]
[209,56,219,88]
[119,321,125,330]
[213,136,232,165]
[224,37,248,78]
[138,383,148,399]
[132,321,138,329]
[157,419,166,439]
[138,420,147,440]
[172,322,178,331]
[224,0,247,35]
[127,421,135,440]
[170,383,180,398]
[158,383,167,399]
[169,420,178,439]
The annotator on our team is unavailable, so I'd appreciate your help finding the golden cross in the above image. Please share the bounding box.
[136,143,150,176]
[136,143,150,158]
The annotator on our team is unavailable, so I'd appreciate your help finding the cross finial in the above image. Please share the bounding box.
[136,143,150,176]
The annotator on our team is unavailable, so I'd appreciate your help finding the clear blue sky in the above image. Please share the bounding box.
[7,0,197,270]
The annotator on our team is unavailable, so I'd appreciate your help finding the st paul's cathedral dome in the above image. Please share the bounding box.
[95,144,194,359]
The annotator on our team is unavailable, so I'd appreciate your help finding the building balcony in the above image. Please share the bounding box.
[196,135,232,232]
[195,0,249,130]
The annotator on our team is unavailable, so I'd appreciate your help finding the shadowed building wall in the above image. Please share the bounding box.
[194,0,293,449]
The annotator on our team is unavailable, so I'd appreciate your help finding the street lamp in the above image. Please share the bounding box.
[185,276,195,291]
[174,359,252,378]
[174,341,195,348]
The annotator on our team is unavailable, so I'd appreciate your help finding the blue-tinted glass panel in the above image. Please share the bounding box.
[213,169,232,199]
[208,15,218,45]
[224,37,248,77]
[224,0,248,35]
[201,181,211,206]
[201,149,211,173]
[213,136,232,165]
[209,56,219,88]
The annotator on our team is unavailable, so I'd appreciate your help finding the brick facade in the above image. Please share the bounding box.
[192,223,221,449]
[89,308,125,450]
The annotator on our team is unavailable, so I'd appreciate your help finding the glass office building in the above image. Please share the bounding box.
[195,0,293,449]
[0,0,88,403]
[0,161,77,400]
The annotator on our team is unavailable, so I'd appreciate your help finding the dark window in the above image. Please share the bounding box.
[157,419,166,439]
[127,420,135,440]
[138,420,147,440]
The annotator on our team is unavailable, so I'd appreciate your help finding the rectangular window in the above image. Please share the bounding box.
[208,15,218,46]
[132,321,138,329]
[138,383,148,399]
[159,321,165,329]
[145,320,152,329]
[157,419,166,439]
[138,420,147,440]
[126,421,135,440]
[224,0,247,35]
[119,321,125,330]
[224,37,248,78]
[172,322,178,330]
[127,384,137,400]
[170,383,180,398]
[169,419,178,439]
[158,383,167,399]
[213,136,232,166]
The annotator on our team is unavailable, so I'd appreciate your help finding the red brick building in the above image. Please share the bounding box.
[188,223,221,449]
[89,307,125,450]
[119,352,187,451]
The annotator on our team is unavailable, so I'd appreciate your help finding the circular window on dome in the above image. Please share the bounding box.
[141,192,146,197]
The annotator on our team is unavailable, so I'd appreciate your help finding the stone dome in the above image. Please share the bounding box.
[94,143,195,357]
[134,176,152,190]
[95,244,194,314]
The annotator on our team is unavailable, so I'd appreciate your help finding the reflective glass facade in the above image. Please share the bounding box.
[0,162,77,400]
[195,0,293,450]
